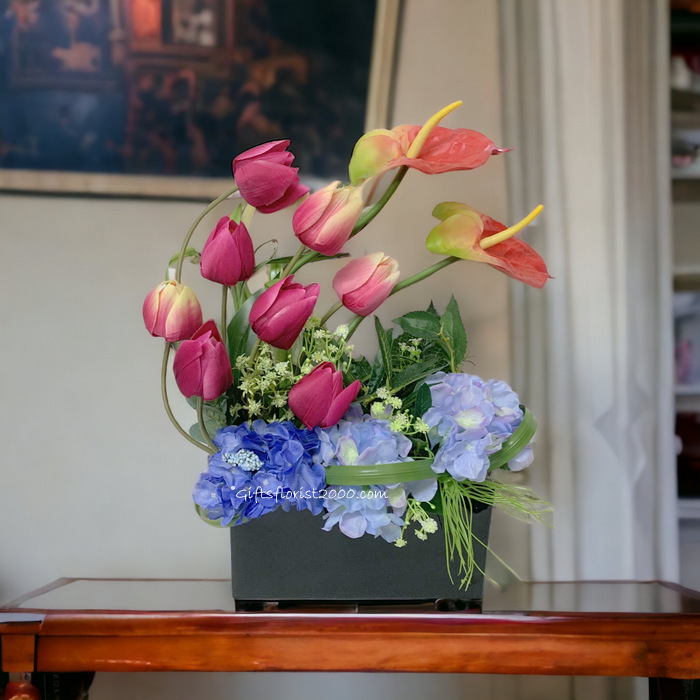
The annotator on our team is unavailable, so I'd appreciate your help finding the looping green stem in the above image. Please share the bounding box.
[196,397,217,452]
[220,285,228,350]
[160,343,212,453]
[176,185,239,282]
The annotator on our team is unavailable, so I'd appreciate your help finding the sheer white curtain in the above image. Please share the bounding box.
[499,0,679,583]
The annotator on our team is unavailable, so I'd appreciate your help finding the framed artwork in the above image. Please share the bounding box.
[0,0,400,199]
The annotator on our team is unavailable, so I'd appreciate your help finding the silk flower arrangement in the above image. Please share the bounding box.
[143,101,551,589]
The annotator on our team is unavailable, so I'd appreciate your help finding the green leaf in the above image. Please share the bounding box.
[392,359,443,392]
[441,296,468,368]
[188,399,227,443]
[392,311,441,340]
[426,301,440,317]
[227,289,262,368]
[374,316,393,382]
[414,381,432,417]
[367,351,386,393]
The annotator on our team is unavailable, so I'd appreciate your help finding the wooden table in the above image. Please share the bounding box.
[1,579,700,699]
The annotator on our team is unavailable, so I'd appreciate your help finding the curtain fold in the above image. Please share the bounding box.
[499,0,678,585]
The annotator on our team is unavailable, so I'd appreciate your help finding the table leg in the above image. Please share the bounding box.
[649,678,700,700]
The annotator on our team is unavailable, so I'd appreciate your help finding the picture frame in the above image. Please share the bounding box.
[0,0,401,200]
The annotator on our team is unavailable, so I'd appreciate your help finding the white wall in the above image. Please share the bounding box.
[0,1,530,697]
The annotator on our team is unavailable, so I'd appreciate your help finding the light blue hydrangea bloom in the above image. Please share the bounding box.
[316,404,437,541]
[424,372,532,481]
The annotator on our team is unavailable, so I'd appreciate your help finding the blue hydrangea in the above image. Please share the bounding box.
[192,420,325,526]
[316,404,437,542]
[423,372,531,481]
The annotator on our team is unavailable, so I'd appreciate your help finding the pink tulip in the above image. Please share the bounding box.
[200,216,255,286]
[292,180,363,255]
[349,125,507,185]
[142,280,203,342]
[288,362,361,429]
[249,275,320,350]
[231,140,309,213]
[173,320,233,400]
[333,253,399,316]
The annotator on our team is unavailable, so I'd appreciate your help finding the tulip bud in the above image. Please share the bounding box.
[332,253,399,316]
[292,181,363,256]
[142,280,203,342]
[288,362,361,429]
[232,140,309,213]
[249,275,319,350]
[200,216,255,286]
[173,320,233,400]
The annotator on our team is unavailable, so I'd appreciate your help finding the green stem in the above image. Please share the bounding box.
[175,184,239,282]
[196,397,217,452]
[319,300,343,327]
[160,343,211,453]
[389,256,459,296]
[279,244,307,279]
[351,166,409,236]
[220,285,228,350]
[345,314,364,341]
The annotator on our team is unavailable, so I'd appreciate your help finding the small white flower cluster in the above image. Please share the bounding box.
[301,319,353,374]
[231,345,296,422]
[371,389,430,436]
[397,337,422,364]
[394,498,439,547]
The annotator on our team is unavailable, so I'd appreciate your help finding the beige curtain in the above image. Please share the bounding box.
[496,2,677,698]
[499,0,679,591]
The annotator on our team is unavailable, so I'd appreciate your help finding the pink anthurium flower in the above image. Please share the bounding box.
[349,125,508,185]
[425,203,551,288]
[173,320,233,401]
[288,362,361,429]
[333,252,400,316]
[200,216,255,286]
[142,280,203,342]
[249,275,320,350]
[231,140,309,213]
[292,180,364,255]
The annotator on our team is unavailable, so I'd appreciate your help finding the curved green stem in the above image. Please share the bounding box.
[220,285,228,350]
[319,300,343,327]
[196,397,217,452]
[175,185,239,282]
[352,166,408,236]
[160,343,211,453]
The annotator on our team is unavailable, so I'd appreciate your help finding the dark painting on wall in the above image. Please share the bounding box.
[0,0,380,186]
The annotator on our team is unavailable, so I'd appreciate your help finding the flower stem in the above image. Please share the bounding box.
[160,343,211,453]
[389,256,459,296]
[319,300,343,327]
[280,244,307,279]
[352,166,408,235]
[175,185,238,282]
[220,285,228,350]
[196,396,217,452]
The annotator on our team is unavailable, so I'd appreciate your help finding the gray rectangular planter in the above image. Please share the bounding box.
[230,504,492,607]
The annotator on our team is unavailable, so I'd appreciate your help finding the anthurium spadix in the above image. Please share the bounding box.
[425,203,550,288]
